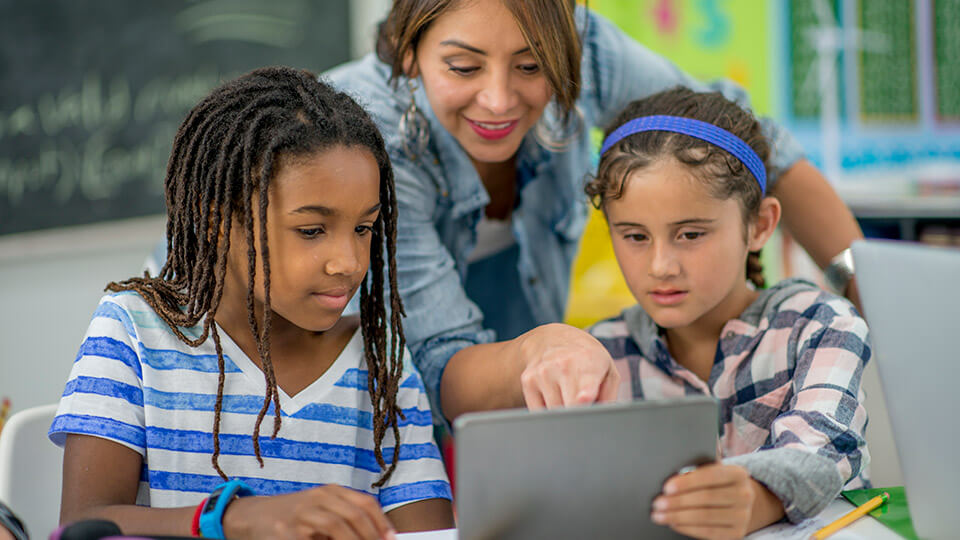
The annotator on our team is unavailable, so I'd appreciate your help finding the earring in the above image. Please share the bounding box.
[399,78,430,160]
[533,102,584,152]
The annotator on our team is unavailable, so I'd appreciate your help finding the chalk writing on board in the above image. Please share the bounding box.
[0,0,350,236]
[0,70,219,205]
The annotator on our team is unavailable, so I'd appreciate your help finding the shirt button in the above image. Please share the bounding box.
[528,277,538,286]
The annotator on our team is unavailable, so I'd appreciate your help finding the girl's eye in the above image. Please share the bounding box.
[297,227,324,239]
[517,63,540,75]
[625,234,648,243]
[355,225,373,236]
[448,65,479,76]
[681,231,705,241]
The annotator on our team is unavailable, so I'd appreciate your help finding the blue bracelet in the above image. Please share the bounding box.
[198,479,255,539]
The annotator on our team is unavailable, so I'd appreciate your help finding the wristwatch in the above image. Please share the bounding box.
[198,479,255,539]
[823,247,855,295]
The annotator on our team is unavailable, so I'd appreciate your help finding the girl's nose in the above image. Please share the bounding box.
[324,239,362,276]
[649,242,681,278]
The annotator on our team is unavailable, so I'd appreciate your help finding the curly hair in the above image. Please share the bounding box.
[585,86,773,288]
[106,66,407,487]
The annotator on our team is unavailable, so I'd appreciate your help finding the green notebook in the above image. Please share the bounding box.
[841,487,918,539]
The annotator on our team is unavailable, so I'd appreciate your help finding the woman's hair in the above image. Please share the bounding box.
[375,0,582,117]
[106,66,407,487]
[585,86,772,288]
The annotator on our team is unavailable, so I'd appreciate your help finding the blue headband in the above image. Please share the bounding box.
[599,115,767,194]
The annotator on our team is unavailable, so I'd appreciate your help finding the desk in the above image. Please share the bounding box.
[395,499,904,539]
[747,498,902,539]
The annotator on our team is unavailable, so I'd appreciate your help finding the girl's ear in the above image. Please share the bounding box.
[748,196,782,252]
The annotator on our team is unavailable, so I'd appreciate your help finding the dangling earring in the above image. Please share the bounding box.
[533,101,584,152]
[399,78,430,160]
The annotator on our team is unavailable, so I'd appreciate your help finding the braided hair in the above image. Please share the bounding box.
[585,86,773,288]
[107,66,407,487]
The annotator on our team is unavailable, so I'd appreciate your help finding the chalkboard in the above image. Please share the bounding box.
[0,0,351,235]
[933,0,960,122]
[858,0,917,122]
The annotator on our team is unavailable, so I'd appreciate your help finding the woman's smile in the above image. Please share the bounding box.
[465,116,520,140]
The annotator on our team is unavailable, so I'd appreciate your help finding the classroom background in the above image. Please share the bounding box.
[2,0,959,490]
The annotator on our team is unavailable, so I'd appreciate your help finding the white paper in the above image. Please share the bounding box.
[396,528,458,540]
[746,517,828,540]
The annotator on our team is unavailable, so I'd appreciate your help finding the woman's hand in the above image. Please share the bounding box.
[224,485,396,540]
[515,323,620,409]
[441,323,620,418]
[650,464,784,539]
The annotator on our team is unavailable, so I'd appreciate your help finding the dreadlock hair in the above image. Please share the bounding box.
[106,66,407,487]
[584,86,773,288]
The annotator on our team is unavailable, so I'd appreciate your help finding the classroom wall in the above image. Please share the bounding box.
[0,215,165,413]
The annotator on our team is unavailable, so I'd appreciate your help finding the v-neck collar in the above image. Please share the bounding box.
[213,324,362,415]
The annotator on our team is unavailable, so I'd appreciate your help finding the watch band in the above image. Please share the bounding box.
[199,479,255,539]
[823,247,855,295]
[191,498,207,537]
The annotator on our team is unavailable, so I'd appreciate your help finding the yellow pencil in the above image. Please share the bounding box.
[812,491,889,539]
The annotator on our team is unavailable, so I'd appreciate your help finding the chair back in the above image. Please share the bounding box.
[0,403,63,539]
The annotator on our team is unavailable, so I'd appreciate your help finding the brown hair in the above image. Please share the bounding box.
[585,86,772,288]
[107,67,407,487]
[375,0,582,116]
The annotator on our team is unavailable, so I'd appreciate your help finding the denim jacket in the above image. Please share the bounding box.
[325,8,805,423]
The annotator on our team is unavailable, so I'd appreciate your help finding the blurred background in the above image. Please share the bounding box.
[1,0,958,488]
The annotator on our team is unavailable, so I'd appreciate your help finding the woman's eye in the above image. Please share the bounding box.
[448,65,479,76]
[297,227,323,238]
[355,225,373,236]
[518,63,540,75]
[625,234,647,242]
[681,231,704,241]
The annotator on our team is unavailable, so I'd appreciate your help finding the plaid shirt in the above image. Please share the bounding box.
[589,278,871,522]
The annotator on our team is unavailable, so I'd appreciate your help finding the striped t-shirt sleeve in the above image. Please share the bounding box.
[378,369,453,512]
[50,295,147,454]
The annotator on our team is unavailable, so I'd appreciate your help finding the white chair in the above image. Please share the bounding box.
[0,403,63,540]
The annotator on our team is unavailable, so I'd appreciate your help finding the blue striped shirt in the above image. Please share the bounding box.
[49,291,451,511]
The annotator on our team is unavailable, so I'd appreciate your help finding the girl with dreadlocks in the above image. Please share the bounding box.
[49,66,453,539]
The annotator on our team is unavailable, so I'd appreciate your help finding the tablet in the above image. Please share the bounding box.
[454,397,719,540]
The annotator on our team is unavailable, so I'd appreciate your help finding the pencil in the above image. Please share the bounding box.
[811,491,889,539]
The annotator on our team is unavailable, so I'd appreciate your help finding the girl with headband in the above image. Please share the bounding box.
[586,87,871,538]
[322,0,864,425]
